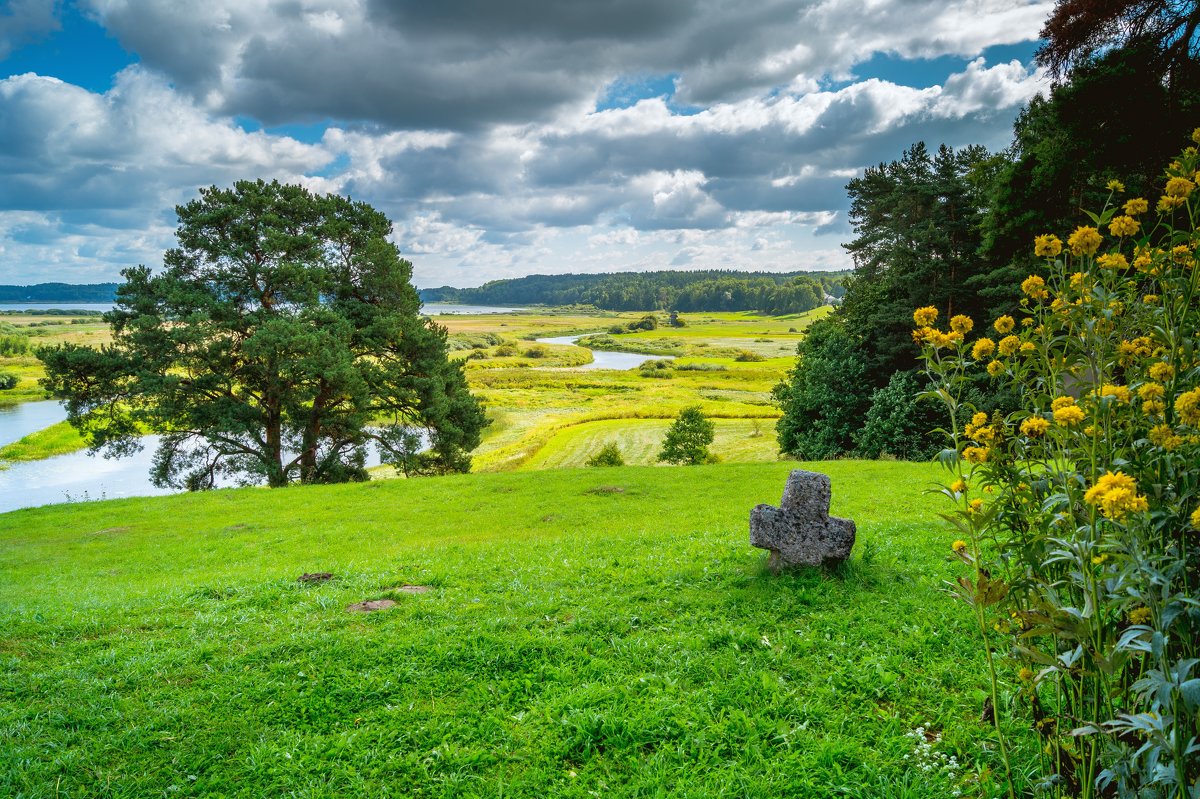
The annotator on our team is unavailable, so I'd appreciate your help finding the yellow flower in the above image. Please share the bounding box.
[1143,294,1159,305]
[1096,253,1128,270]
[1033,234,1063,257]
[1018,667,1035,682]
[987,360,1005,377]
[1106,179,1125,192]
[1091,553,1108,565]
[1020,416,1050,437]
[1149,423,1183,450]
[962,446,989,464]
[952,539,967,553]
[994,315,1015,334]
[1020,342,1036,355]
[1138,383,1165,401]
[970,412,989,429]
[1143,399,1166,416]
[998,335,1021,357]
[1068,226,1103,256]
[1176,388,1200,426]
[1108,215,1139,236]
[912,326,934,345]
[1149,362,1174,382]
[1128,607,1152,626]
[1193,127,1200,145]
[968,498,984,514]
[1098,384,1131,404]
[1084,471,1149,520]
[1021,275,1049,299]
[1054,405,1085,426]
[1165,176,1195,198]
[928,330,953,350]
[1051,396,1075,411]
[1123,197,1149,216]
[971,337,995,359]
[949,479,967,494]
[913,306,938,327]
[950,314,974,335]
[1191,506,1200,529]
[1159,194,1187,211]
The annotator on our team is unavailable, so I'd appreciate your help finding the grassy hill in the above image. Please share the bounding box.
[0,461,1031,797]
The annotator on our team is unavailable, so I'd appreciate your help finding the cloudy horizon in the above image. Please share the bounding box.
[1,0,1053,288]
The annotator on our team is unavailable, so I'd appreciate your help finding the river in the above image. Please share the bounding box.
[535,334,674,371]
[0,332,661,515]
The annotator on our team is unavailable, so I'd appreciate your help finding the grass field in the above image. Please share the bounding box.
[1,308,806,468]
[0,461,1034,797]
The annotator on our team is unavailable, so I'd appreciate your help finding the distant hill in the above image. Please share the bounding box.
[0,283,119,303]
[420,269,848,314]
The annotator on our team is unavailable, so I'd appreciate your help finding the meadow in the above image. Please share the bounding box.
[0,461,1033,798]
[0,307,820,469]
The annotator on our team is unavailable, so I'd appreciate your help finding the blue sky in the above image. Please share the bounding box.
[0,0,1054,287]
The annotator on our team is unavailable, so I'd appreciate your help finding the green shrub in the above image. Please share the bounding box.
[0,334,30,356]
[524,344,549,359]
[853,370,944,460]
[0,371,17,390]
[638,359,674,377]
[734,349,765,362]
[773,319,872,459]
[586,442,625,467]
[657,406,715,465]
[493,342,519,357]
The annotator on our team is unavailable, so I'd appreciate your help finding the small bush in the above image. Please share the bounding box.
[734,349,765,362]
[524,344,549,359]
[0,371,18,390]
[657,406,715,465]
[586,443,625,467]
[608,325,626,334]
[675,363,727,372]
[628,315,659,332]
[0,334,30,356]
[638,360,674,377]
[493,342,519,357]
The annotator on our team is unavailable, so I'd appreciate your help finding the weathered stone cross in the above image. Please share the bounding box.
[750,469,856,572]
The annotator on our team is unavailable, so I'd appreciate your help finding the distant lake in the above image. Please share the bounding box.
[0,302,523,315]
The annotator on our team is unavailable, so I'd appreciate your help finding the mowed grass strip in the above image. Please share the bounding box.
[522,418,782,470]
[0,462,1031,797]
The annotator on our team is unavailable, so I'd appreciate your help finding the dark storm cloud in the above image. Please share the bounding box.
[84,0,1050,131]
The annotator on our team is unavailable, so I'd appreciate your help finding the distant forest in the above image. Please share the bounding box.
[421,270,848,313]
[0,283,119,302]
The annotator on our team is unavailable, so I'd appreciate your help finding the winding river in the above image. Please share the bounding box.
[0,333,665,514]
[534,334,674,370]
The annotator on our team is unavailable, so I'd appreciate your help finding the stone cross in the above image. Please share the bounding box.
[750,470,856,572]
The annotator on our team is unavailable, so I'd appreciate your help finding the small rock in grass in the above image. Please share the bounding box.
[298,572,334,584]
[750,469,856,572]
[347,599,398,613]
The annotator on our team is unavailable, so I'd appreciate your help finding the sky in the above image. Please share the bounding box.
[0,0,1054,289]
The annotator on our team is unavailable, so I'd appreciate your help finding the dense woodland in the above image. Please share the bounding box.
[775,2,1200,461]
[0,283,118,302]
[421,269,846,313]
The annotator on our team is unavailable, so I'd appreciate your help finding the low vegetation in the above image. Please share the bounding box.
[0,461,1035,797]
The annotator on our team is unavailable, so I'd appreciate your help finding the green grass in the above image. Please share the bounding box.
[0,420,85,462]
[0,461,1033,797]
[523,418,781,469]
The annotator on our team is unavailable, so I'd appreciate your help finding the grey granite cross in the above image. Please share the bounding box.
[750,470,856,572]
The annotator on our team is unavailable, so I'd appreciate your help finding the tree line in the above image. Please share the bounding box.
[0,283,119,302]
[421,269,846,314]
